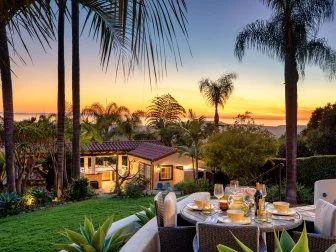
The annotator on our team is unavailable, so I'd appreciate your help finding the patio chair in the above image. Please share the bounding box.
[314,179,336,205]
[154,192,196,252]
[293,199,336,251]
[156,183,163,190]
[195,223,260,252]
[165,182,172,191]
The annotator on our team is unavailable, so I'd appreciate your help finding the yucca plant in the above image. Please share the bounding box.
[55,216,132,252]
[135,204,156,227]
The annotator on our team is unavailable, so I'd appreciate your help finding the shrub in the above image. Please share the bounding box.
[203,125,278,179]
[261,156,336,189]
[174,179,213,195]
[55,217,132,252]
[29,187,53,205]
[266,182,313,204]
[125,183,144,198]
[68,177,93,201]
[0,192,21,216]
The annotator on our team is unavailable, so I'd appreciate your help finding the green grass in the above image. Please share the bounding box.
[0,196,153,252]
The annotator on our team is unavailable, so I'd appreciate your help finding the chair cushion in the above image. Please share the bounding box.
[314,199,336,236]
[164,192,177,227]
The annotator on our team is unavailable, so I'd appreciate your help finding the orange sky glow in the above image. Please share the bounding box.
[2,1,336,126]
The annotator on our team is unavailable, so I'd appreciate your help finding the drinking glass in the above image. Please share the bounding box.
[214,184,224,200]
[230,180,239,195]
[261,184,267,199]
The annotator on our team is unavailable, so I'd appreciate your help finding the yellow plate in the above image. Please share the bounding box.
[218,216,252,225]
[267,207,296,216]
[187,203,214,211]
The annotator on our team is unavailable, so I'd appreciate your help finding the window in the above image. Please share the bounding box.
[159,165,173,181]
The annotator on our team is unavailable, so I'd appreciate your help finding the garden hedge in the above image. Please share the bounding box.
[261,155,336,188]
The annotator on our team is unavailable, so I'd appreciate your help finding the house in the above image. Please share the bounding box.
[80,140,208,192]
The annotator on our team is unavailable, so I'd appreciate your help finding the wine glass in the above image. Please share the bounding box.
[230,180,239,195]
[214,184,224,200]
[261,184,267,199]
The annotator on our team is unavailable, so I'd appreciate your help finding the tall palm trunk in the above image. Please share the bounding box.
[284,11,298,204]
[214,103,219,128]
[194,144,199,179]
[57,0,66,198]
[0,25,15,192]
[72,0,81,180]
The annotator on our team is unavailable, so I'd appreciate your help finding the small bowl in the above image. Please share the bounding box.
[227,210,244,221]
[194,199,208,209]
[273,201,290,212]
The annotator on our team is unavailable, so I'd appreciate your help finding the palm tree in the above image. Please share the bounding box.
[82,102,129,141]
[57,0,66,198]
[70,0,189,181]
[199,73,237,128]
[71,0,80,180]
[179,109,208,179]
[234,0,336,203]
[0,1,53,192]
[119,110,145,140]
[146,94,185,146]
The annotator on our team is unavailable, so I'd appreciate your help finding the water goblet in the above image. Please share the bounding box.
[230,180,239,195]
[214,184,224,200]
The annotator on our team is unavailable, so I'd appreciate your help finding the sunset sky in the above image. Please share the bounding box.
[4,0,336,126]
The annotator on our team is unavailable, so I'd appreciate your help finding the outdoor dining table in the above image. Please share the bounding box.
[180,199,304,233]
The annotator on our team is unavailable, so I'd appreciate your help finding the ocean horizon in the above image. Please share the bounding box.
[0,112,308,127]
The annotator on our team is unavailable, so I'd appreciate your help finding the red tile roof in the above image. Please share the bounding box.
[83,140,162,154]
[128,142,177,161]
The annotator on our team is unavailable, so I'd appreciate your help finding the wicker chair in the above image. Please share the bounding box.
[292,220,336,251]
[154,192,196,252]
[196,223,260,252]
[293,231,336,251]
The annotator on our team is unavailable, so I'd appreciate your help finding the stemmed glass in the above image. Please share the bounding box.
[230,180,239,195]
[261,184,268,209]
[261,184,267,199]
[214,184,224,200]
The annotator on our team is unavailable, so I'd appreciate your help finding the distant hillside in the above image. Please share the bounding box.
[261,125,306,138]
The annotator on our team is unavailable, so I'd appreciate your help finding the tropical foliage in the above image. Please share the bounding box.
[0,192,21,216]
[234,0,336,203]
[217,222,309,252]
[178,109,210,179]
[146,94,186,146]
[199,73,237,127]
[0,0,54,193]
[55,216,132,252]
[135,203,156,227]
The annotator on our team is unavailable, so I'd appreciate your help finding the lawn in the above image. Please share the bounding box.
[0,196,153,252]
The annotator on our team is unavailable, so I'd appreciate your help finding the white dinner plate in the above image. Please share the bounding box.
[187,203,214,211]
[267,207,296,216]
[218,216,252,225]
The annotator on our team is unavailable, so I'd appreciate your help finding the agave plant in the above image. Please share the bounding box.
[55,216,132,252]
[0,192,21,216]
[135,204,156,227]
[217,222,310,252]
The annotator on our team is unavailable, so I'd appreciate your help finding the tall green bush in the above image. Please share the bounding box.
[260,156,336,189]
[203,124,278,179]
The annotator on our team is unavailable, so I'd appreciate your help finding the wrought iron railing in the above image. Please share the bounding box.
[246,163,284,201]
